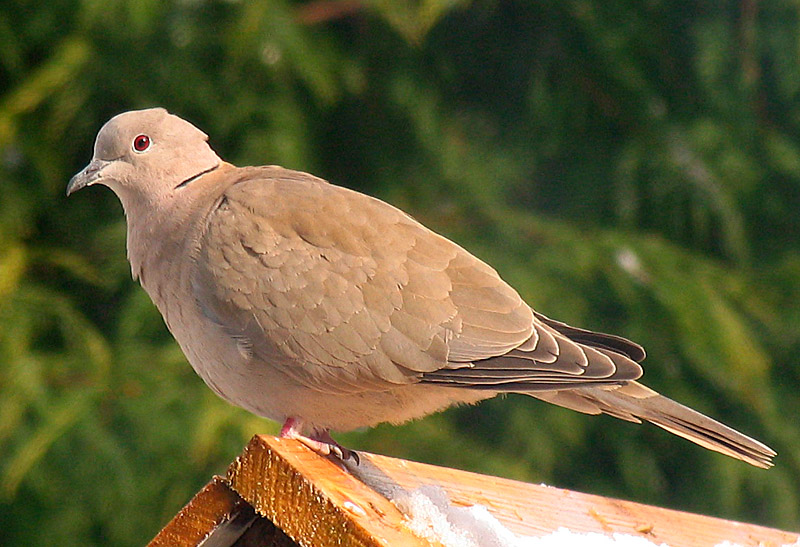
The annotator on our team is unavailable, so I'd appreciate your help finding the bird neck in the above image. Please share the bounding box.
[124,163,236,298]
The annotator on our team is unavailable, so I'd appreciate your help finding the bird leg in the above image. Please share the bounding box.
[279,416,360,464]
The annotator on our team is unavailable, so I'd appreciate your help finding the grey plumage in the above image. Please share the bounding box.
[68,108,775,468]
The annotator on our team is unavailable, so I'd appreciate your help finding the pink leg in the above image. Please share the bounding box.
[279,416,359,463]
[280,416,303,437]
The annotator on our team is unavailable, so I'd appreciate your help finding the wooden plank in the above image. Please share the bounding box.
[151,436,798,547]
[225,435,437,547]
[229,436,798,547]
[147,476,258,547]
[352,449,799,547]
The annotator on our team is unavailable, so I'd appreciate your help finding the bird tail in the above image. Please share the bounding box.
[528,382,775,469]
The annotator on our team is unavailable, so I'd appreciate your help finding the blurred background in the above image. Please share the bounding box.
[2,0,800,544]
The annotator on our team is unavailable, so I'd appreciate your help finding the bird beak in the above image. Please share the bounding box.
[66,159,110,196]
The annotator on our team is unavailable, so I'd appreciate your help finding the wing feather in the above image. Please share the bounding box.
[193,165,644,396]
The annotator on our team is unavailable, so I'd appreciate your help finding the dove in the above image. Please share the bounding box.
[67,108,775,467]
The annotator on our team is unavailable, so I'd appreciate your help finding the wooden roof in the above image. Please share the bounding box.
[147,435,798,547]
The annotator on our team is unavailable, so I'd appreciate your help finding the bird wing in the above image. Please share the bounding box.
[193,166,642,394]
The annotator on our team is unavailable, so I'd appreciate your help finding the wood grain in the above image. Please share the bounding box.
[353,447,798,547]
[226,435,436,547]
[239,435,797,547]
[149,436,798,547]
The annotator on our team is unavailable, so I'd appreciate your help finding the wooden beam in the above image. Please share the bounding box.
[226,435,436,546]
[354,447,800,547]
[149,435,798,546]
[147,476,256,547]
[226,435,798,547]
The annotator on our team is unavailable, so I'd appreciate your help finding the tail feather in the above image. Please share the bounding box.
[528,381,775,469]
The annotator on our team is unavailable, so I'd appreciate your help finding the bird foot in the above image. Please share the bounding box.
[279,417,360,464]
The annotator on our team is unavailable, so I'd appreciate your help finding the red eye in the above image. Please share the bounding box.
[133,134,151,152]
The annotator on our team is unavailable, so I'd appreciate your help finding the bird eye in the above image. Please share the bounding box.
[132,134,151,153]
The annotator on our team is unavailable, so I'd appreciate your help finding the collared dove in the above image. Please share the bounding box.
[68,108,775,468]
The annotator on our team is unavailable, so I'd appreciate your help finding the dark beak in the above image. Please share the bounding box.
[66,159,110,196]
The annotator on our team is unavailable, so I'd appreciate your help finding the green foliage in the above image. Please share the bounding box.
[1,0,799,544]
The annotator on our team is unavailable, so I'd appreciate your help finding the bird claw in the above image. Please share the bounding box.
[294,433,360,465]
[310,429,360,464]
[332,444,360,465]
[279,417,359,464]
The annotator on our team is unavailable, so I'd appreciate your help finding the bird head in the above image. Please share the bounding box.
[67,108,221,210]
